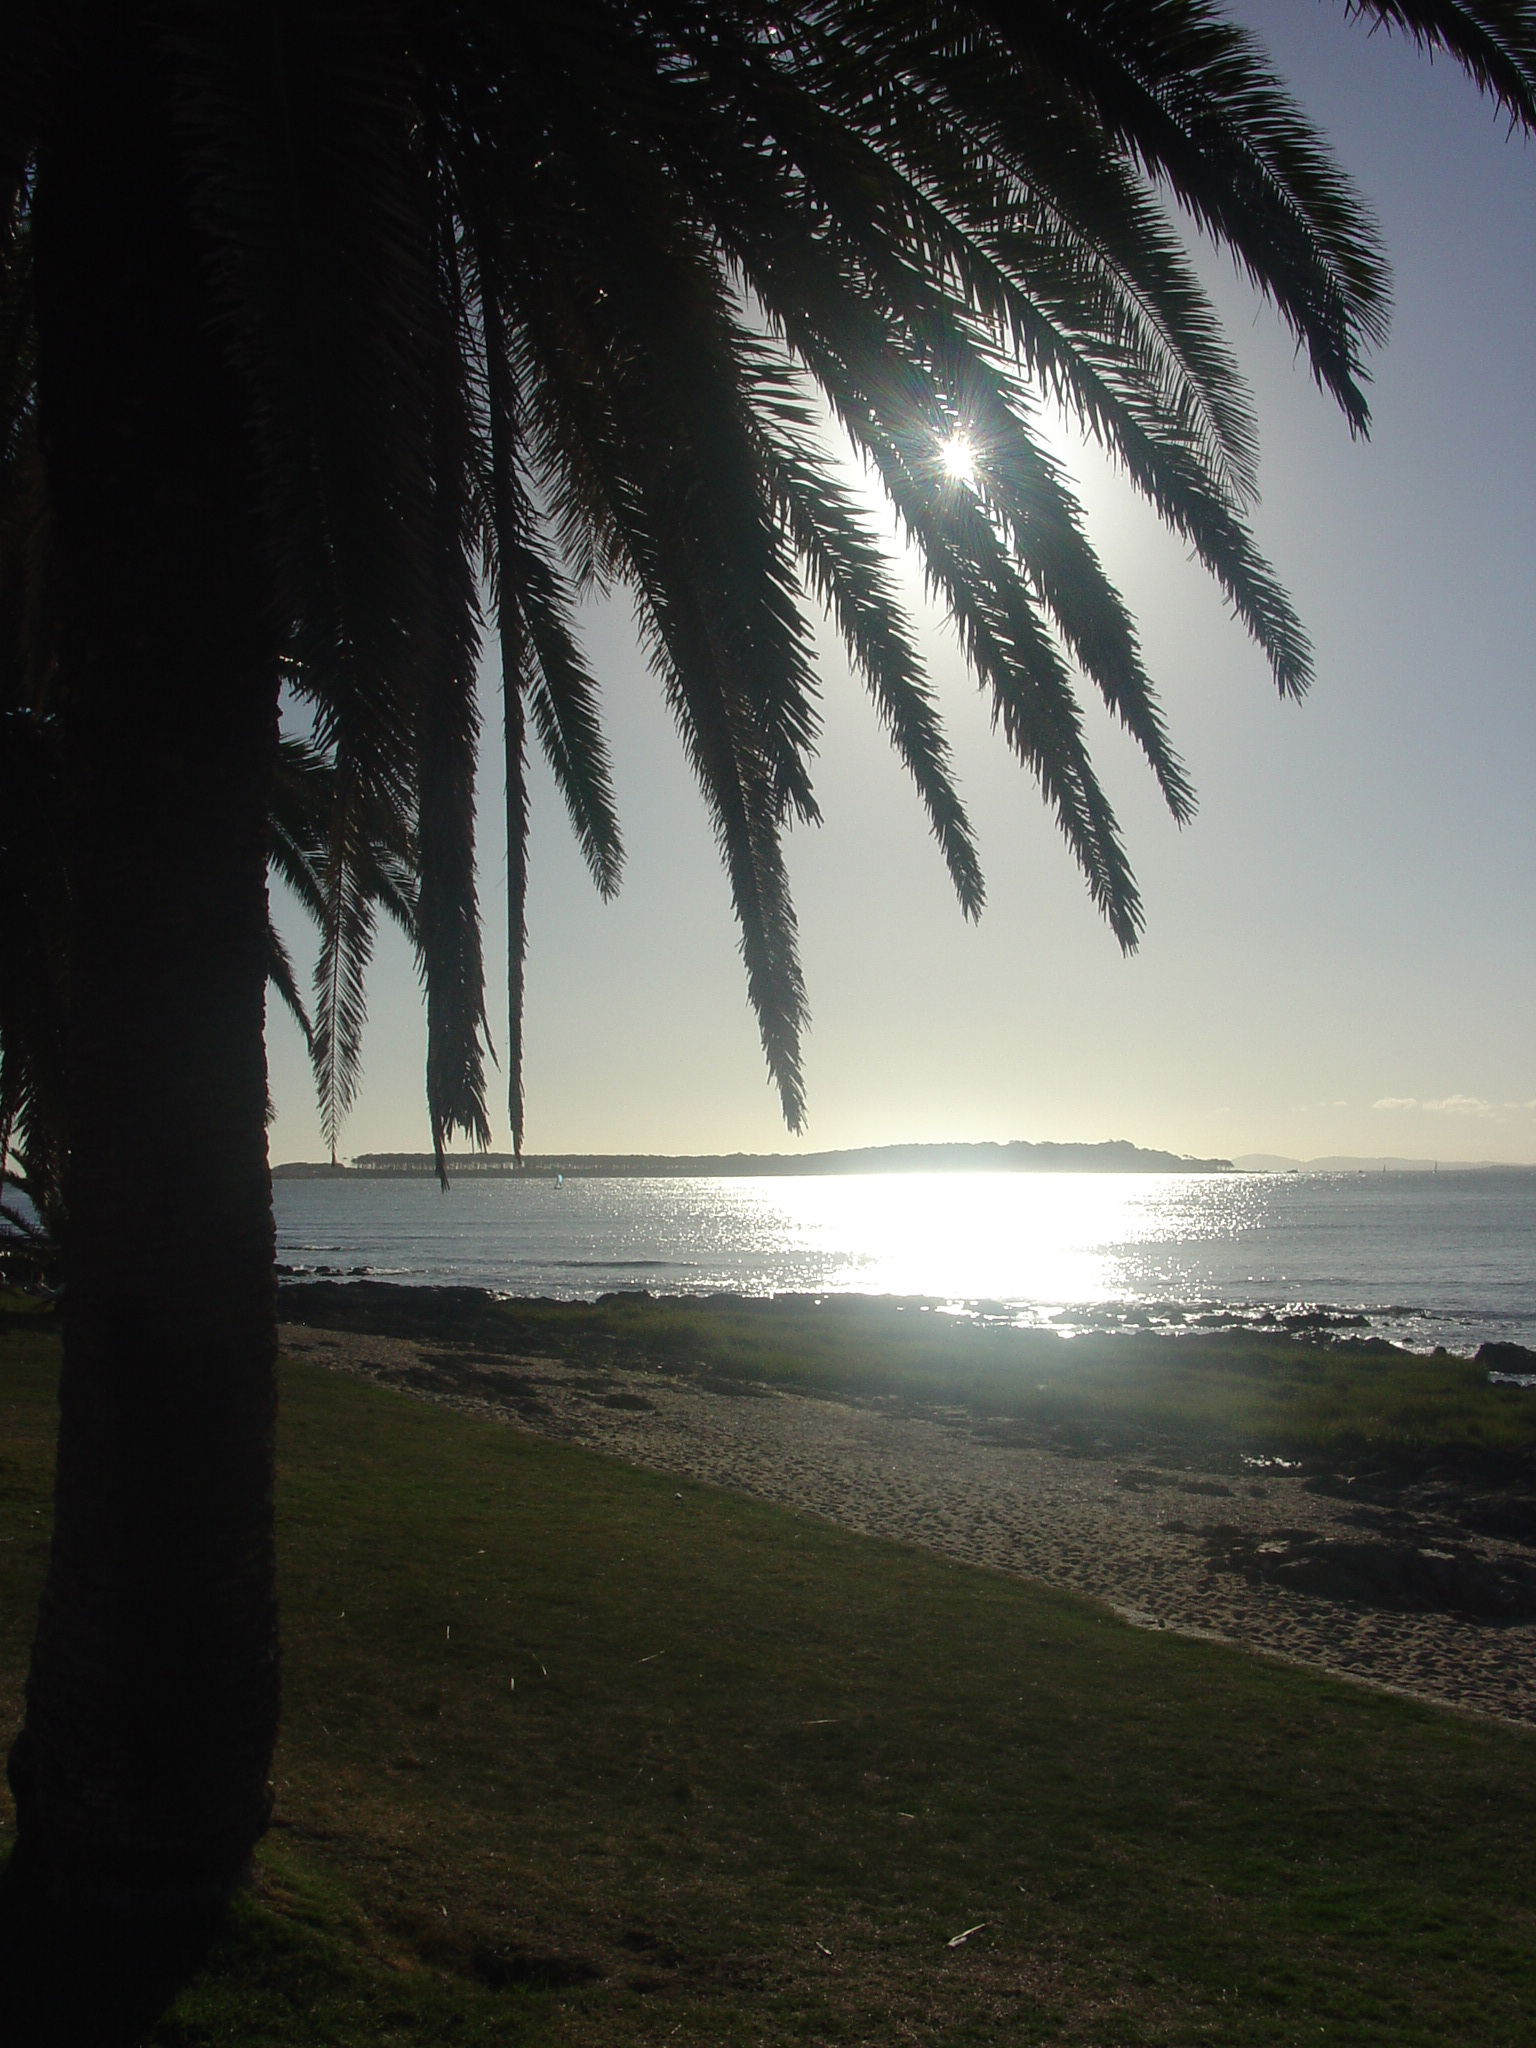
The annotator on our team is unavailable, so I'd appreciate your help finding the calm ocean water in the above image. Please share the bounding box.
[274,1169,1536,1355]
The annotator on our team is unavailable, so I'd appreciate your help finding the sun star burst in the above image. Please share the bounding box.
[940,432,978,483]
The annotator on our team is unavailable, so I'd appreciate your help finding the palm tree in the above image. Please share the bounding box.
[3,0,1533,1968]
[1,217,422,1227]
[0,726,421,1227]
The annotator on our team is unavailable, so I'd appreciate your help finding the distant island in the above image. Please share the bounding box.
[274,1139,1234,1179]
[1231,1155,1535,1174]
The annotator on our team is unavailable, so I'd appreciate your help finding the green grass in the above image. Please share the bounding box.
[2,1310,1535,2043]
[289,1283,1536,1467]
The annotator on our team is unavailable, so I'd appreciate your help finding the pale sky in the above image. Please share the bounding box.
[267,3,1535,1169]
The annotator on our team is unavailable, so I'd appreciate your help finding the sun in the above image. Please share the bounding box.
[939,432,978,484]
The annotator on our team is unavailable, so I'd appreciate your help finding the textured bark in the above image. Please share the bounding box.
[6,11,282,1928]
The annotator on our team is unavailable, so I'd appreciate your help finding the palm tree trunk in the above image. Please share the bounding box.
[5,11,283,1942]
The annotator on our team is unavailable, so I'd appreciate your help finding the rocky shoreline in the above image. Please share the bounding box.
[279,1290,1536,1730]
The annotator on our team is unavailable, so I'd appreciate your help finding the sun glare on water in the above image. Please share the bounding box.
[772,1171,1163,1304]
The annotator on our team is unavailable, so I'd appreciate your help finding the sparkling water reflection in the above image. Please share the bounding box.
[274,1168,1536,1353]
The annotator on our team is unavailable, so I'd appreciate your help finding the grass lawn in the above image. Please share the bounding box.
[283,1283,1536,1469]
[1,1308,1533,2044]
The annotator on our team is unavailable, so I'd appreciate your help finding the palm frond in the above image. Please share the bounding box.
[478,156,821,1117]
[475,291,624,893]
[749,362,986,915]
[416,236,492,1180]
[1342,1,1536,124]
[476,283,533,1159]
[265,919,311,1048]
[308,769,381,1168]
[940,0,1393,427]
[174,7,446,824]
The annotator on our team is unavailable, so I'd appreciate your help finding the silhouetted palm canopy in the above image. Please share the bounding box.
[10,0,1534,1163]
[4,0,1535,1951]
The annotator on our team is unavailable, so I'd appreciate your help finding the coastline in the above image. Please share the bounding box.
[279,1304,1536,1731]
[269,1169,1536,1356]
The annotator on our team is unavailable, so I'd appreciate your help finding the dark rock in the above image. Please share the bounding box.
[1411,1487,1536,1549]
[279,1279,507,1342]
[1301,1458,1536,1551]
[1476,1340,1536,1375]
[1208,1530,1536,1620]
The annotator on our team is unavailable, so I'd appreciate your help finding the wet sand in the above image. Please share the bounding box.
[281,1321,1536,1729]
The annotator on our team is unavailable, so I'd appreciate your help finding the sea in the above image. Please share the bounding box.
[274,1168,1536,1358]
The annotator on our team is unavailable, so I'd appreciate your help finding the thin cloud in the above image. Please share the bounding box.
[1372,1094,1511,1120]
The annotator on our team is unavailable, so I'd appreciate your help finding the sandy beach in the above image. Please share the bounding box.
[280,1320,1536,1731]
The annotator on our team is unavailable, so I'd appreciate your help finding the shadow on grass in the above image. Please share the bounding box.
[5,1307,1536,2045]
[0,1843,226,2048]
[0,1844,554,2048]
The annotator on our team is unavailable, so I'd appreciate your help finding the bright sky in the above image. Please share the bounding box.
[268,3,1535,1169]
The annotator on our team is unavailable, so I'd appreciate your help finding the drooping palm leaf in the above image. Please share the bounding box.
[273,728,405,1165]
[749,362,986,916]
[475,279,624,1152]
[1344,0,1536,118]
